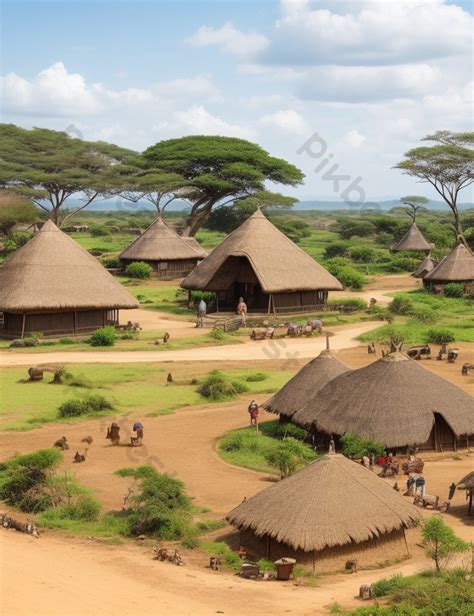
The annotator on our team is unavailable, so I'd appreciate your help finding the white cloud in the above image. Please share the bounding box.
[186,22,268,58]
[259,109,307,133]
[171,105,256,139]
[338,129,366,149]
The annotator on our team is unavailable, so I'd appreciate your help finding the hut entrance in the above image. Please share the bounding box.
[420,413,456,452]
[212,256,268,312]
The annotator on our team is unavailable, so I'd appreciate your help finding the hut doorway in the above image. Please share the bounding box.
[420,413,456,452]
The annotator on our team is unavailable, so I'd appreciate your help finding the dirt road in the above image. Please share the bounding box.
[0,322,379,367]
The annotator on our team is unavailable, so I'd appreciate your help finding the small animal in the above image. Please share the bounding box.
[345,559,358,573]
[163,332,170,344]
[73,451,86,463]
[209,556,221,571]
[167,372,173,383]
[81,436,93,445]
[54,436,69,450]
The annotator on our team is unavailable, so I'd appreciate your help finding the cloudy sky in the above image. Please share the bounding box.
[1,0,472,201]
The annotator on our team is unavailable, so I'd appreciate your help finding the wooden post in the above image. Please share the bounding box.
[326,333,330,351]
[21,314,26,339]
[73,311,77,335]
[266,535,270,559]
[402,528,410,557]
[267,293,272,315]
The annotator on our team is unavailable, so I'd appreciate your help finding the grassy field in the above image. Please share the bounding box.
[359,290,474,344]
[0,365,293,431]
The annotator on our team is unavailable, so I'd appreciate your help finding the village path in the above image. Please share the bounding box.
[0,322,380,367]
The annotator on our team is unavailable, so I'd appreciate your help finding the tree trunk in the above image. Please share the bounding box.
[181,207,212,237]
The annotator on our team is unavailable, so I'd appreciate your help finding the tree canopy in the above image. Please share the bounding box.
[135,135,304,236]
[0,124,135,226]
[395,131,474,247]
[0,191,39,239]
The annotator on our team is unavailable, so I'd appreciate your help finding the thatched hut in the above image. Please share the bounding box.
[423,243,474,292]
[0,220,138,338]
[391,223,432,253]
[262,350,350,419]
[181,210,342,314]
[227,454,420,572]
[119,217,207,279]
[293,352,474,452]
[457,471,474,515]
[412,255,436,279]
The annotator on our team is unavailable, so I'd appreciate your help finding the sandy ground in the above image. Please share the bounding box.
[0,322,381,367]
[121,308,207,339]
[331,273,421,305]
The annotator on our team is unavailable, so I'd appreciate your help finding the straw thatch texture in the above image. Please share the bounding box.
[391,223,432,252]
[0,220,139,312]
[181,209,342,292]
[457,471,474,490]
[412,255,435,278]
[424,243,474,282]
[119,217,207,261]
[227,454,420,552]
[263,350,351,418]
[292,353,474,447]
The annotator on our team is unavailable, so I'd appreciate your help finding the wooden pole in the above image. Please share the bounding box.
[402,528,410,557]
[73,311,77,335]
[326,333,330,351]
[267,293,272,315]
[21,314,26,339]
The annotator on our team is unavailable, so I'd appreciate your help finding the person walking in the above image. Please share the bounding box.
[328,435,336,454]
[133,420,144,442]
[415,474,426,497]
[237,297,248,327]
[196,298,206,328]
[248,400,259,427]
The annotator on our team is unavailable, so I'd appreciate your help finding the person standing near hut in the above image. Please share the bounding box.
[405,474,416,496]
[196,298,206,328]
[328,435,336,454]
[133,420,144,442]
[237,297,248,326]
[415,474,426,496]
[248,400,259,427]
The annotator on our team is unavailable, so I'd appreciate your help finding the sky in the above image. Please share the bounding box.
[0,0,473,202]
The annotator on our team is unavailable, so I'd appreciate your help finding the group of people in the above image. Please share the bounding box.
[195,297,248,327]
[406,473,426,496]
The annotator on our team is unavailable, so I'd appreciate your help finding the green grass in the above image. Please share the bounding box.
[358,290,474,345]
[0,365,293,431]
[218,420,316,474]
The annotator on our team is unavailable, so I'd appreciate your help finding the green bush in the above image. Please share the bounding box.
[90,224,111,237]
[0,448,62,512]
[102,256,121,269]
[58,337,75,345]
[340,434,385,458]
[244,372,268,382]
[335,266,367,290]
[88,248,105,256]
[389,295,414,315]
[125,261,153,279]
[197,370,248,401]
[410,306,437,324]
[443,283,464,298]
[260,421,306,441]
[425,328,456,345]
[203,541,241,572]
[90,326,117,347]
[324,242,349,259]
[328,297,368,310]
[264,439,305,477]
[385,255,419,272]
[57,394,113,418]
[348,246,376,262]
[191,290,216,308]
[209,328,225,340]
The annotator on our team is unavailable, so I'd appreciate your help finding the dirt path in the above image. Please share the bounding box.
[0,322,379,367]
[121,308,206,338]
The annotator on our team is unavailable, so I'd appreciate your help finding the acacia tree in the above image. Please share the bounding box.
[133,136,304,236]
[0,124,134,226]
[422,516,469,572]
[395,131,474,247]
[0,191,39,239]
[400,195,429,222]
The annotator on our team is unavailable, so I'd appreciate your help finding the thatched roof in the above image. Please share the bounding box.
[424,243,474,283]
[119,218,207,261]
[391,223,432,252]
[181,209,342,293]
[227,454,420,552]
[263,350,351,418]
[0,220,139,312]
[457,471,474,490]
[412,255,436,278]
[293,352,474,448]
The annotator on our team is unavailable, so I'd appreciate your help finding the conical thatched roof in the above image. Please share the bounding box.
[0,220,139,312]
[181,209,342,292]
[424,243,474,283]
[227,454,420,552]
[119,217,207,261]
[412,255,436,278]
[263,350,351,418]
[391,223,432,252]
[457,471,474,490]
[293,352,474,448]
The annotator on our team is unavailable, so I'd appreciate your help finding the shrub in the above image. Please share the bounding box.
[58,337,75,345]
[209,328,225,341]
[9,337,38,348]
[389,295,414,315]
[410,306,437,324]
[57,394,113,418]
[422,517,469,572]
[191,290,216,308]
[385,256,419,272]
[125,261,153,279]
[335,266,367,290]
[264,440,303,478]
[244,372,268,382]
[260,421,306,441]
[102,256,121,269]
[425,328,456,345]
[88,248,105,256]
[340,434,385,458]
[328,297,368,310]
[348,246,376,262]
[197,370,248,401]
[90,224,111,237]
[443,283,464,298]
[90,326,116,347]
[324,242,349,259]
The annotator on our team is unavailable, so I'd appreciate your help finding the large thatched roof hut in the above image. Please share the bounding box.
[119,217,207,279]
[391,223,432,252]
[0,220,138,338]
[293,352,474,452]
[181,209,342,314]
[227,454,420,572]
[457,471,474,514]
[263,350,350,419]
[412,255,436,279]
[423,244,474,291]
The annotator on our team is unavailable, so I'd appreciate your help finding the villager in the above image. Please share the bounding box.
[415,475,426,496]
[405,474,416,496]
[448,482,457,500]
[248,400,259,426]
[196,299,206,328]
[237,297,248,326]
[328,435,336,454]
[133,421,144,441]
[362,455,370,468]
